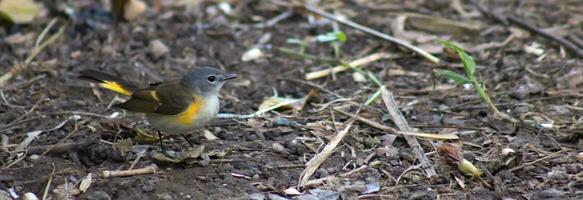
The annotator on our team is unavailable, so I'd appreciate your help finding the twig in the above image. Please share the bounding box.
[303,4,440,64]
[303,160,381,187]
[469,0,508,24]
[332,107,459,140]
[509,149,567,172]
[280,78,345,99]
[299,119,355,187]
[567,34,583,49]
[129,149,147,170]
[102,164,159,178]
[42,163,56,200]
[305,52,394,80]
[381,88,437,177]
[507,16,583,57]
[35,19,58,49]
[40,123,78,157]
[0,25,66,88]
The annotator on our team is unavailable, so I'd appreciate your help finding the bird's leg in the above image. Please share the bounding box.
[181,134,195,147]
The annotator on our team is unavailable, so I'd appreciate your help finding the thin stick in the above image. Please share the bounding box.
[35,19,58,49]
[0,25,66,88]
[303,4,440,64]
[305,52,393,80]
[507,16,583,57]
[381,88,437,177]
[332,107,459,140]
[303,160,381,187]
[128,149,147,170]
[299,119,355,187]
[102,164,159,178]
[509,149,567,172]
[42,163,56,200]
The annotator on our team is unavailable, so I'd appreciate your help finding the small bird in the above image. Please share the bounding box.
[79,67,237,138]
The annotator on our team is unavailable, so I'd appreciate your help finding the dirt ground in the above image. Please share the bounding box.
[1,0,582,199]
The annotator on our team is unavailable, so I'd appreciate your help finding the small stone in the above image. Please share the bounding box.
[267,193,289,200]
[22,193,39,200]
[149,39,170,59]
[157,193,173,200]
[501,148,515,156]
[124,0,147,21]
[352,72,367,82]
[241,48,264,62]
[82,191,111,200]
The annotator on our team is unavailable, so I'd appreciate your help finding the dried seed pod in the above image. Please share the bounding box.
[437,143,482,177]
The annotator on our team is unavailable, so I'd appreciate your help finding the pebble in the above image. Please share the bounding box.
[149,39,169,58]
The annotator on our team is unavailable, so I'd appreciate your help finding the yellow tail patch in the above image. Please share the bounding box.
[99,80,133,96]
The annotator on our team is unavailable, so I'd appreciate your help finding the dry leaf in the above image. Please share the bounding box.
[151,146,205,163]
[112,138,133,157]
[203,129,219,141]
[258,90,316,112]
[79,173,93,193]
[0,0,39,24]
[53,182,81,199]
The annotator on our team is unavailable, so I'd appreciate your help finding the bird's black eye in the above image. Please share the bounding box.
[207,75,216,83]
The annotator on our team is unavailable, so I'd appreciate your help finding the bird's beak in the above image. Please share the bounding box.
[224,73,238,81]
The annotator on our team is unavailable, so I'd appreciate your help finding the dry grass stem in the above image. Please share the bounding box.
[381,87,437,177]
[305,52,393,80]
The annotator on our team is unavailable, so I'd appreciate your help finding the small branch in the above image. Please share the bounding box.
[299,119,355,187]
[332,107,459,140]
[507,16,583,57]
[305,52,393,80]
[303,4,440,64]
[509,149,567,172]
[102,164,159,178]
[381,88,437,178]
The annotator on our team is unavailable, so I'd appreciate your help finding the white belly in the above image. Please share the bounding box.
[146,96,220,135]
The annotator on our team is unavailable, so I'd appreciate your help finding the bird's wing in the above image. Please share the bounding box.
[115,81,194,115]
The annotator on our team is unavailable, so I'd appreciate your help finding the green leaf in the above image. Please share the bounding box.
[316,31,347,43]
[437,40,476,77]
[459,50,475,77]
[434,69,470,84]
[335,31,347,42]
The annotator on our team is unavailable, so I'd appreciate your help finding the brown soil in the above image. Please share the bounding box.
[1,0,582,199]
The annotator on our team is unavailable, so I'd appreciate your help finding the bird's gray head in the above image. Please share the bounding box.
[181,67,237,96]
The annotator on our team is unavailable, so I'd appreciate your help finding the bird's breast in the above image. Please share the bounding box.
[146,96,220,134]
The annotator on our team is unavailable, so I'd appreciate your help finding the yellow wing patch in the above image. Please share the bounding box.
[176,97,203,125]
[149,91,160,101]
[99,81,133,96]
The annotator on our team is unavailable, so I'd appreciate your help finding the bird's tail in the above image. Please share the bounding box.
[79,69,137,96]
